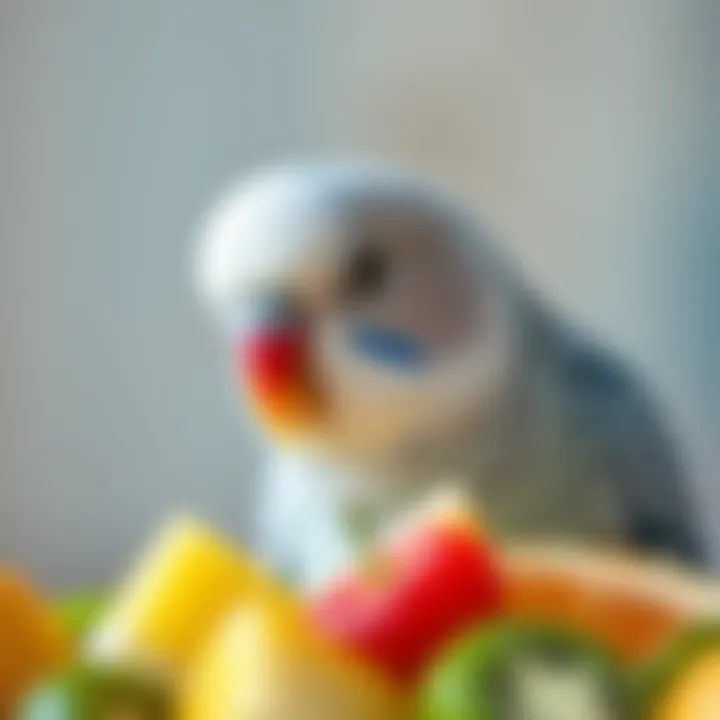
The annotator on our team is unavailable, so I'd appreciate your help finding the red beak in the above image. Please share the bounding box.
[236,327,306,396]
[234,323,319,434]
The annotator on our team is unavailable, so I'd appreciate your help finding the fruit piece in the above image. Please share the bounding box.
[54,591,106,644]
[19,662,170,719]
[503,542,719,662]
[308,490,502,683]
[0,569,71,716]
[86,516,289,679]
[180,600,411,720]
[420,621,632,720]
[640,622,720,720]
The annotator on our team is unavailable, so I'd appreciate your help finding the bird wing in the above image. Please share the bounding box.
[560,336,707,567]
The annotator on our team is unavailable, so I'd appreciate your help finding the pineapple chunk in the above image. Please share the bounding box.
[180,601,411,720]
[655,651,720,720]
[384,483,486,543]
[87,517,287,679]
[0,569,71,715]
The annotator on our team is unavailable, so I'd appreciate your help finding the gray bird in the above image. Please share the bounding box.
[196,162,706,588]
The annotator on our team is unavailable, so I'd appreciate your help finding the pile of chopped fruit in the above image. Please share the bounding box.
[3,495,720,719]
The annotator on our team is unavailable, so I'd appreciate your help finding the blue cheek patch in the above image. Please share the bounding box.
[349,324,430,371]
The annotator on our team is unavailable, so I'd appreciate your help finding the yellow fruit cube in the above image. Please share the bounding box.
[180,601,411,720]
[385,484,486,542]
[655,650,720,720]
[87,517,287,679]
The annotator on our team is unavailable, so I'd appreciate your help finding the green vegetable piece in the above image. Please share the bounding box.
[19,662,169,719]
[53,592,107,643]
[419,620,633,720]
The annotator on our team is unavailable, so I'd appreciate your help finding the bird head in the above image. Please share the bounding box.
[196,162,522,470]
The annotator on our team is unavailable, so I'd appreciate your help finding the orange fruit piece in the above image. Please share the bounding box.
[502,542,718,663]
[0,568,71,715]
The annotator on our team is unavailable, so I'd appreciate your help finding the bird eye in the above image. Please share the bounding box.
[341,242,390,302]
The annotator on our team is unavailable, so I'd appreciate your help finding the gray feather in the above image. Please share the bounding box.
[557,330,707,565]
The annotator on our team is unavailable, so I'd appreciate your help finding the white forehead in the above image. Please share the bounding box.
[195,163,474,310]
[196,168,334,307]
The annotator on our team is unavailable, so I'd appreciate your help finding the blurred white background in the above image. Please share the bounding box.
[0,0,717,588]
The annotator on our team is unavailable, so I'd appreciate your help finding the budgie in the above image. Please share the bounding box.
[196,162,706,589]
